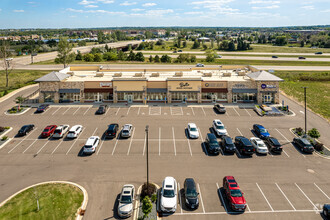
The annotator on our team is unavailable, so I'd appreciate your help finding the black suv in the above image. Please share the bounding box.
[105,124,119,139]
[17,124,34,136]
[183,178,199,209]
[234,136,255,155]
[214,104,226,113]
[220,136,236,154]
[323,204,330,219]
[293,138,314,153]
[264,137,282,154]
[96,105,107,114]
[205,133,221,155]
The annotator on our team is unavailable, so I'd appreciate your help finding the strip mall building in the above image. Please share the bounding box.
[35,65,283,104]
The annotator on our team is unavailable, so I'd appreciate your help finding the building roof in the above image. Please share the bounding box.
[35,71,70,82]
[247,71,283,82]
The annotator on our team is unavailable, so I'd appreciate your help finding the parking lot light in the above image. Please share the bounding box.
[145,125,149,190]
[302,87,308,136]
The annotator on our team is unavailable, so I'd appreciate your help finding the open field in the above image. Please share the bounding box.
[0,183,83,220]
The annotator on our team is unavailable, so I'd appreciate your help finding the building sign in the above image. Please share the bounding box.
[100,82,112,88]
[204,82,227,88]
[168,81,200,91]
[177,82,193,89]
[233,84,247,88]
[261,84,276,89]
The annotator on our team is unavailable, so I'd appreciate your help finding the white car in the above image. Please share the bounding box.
[196,63,204,67]
[118,184,135,218]
[250,137,268,154]
[66,125,83,139]
[83,136,100,154]
[187,123,199,139]
[212,119,227,136]
[52,125,70,139]
[160,176,177,213]
[121,124,133,138]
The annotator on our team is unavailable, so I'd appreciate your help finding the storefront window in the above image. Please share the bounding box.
[43,93,54,103]
[60,93,80,102]
[171,92,197,101]
[233,93,256,102]
[118,92,143,101]
[202,93,227,101]
[85,92,113,101]
[147,93,166,101]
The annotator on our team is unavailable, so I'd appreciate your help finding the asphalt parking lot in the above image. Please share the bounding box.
[0,95,329,220]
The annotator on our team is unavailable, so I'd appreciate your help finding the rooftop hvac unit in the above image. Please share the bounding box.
[238,71,246,76]
[113,73,122,77]
[67,72,74,76]
[223,72,231,77]
[174,72,183,77]
[95,72,104,77]
[134,73,143,77]
[151,72,159,77]
[203,72,212,77]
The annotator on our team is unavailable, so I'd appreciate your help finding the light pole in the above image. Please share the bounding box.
[145,125,149,189]
[302,87,308,135]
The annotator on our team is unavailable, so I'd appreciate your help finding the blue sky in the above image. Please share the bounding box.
[0,0,329,28]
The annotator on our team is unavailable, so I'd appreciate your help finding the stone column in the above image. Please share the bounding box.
[113,87,117,104]
[54,92,59,103]
[39,93,44,103]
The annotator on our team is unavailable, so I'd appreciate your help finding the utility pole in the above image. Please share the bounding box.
[145,125,149,189]
[302,87,308,135]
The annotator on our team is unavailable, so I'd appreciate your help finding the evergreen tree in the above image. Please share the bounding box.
[154,55,160,63]
[228,41,236,51]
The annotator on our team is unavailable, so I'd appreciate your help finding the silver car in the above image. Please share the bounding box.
[118,184,135,218]
[83,136,100,154]
[121,124,133,138]
[52,125,70,139]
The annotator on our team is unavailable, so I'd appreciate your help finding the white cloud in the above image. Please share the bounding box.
[99,0,114,3]
[190,0,240,14]
[85,4,99,8]
[131,8,145,11]
[142,3,156,7]
[67,8,124,15]
[120,1,137,6]
[13,9,25,12]
[252,5,279,9]
[301,5,314,10]
[79,0,95,5]
[184,11,204,15]
[249,0,280,4]
[27,1,36,4]
[320,9,330,12]
[191,0,234,6]
[131,9,173,16]
[78,0,114,5]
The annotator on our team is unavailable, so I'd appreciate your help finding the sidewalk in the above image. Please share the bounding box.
[0,84,38,103]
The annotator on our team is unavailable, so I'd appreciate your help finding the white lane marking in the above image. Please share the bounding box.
[216,182,228,213]
[256,183,274,211]
[83,107,90,115]
[22,139,38,154]
[115,107,120,116]
[226,111,230,117]
[127,128,135,155]
[275,183,296,210]
[73,107,80,115]
[244,108,252,117]
[111,137,119,155]
[137,107,141,115]
[96,139,105,155]
[198,128,207,155]
[92,127,98,136]
[8,127,38,153]
[36,140,50,154]
[236,128,243,136]
[246,204,251,212]
[178,182,183,214]
[159,127,161,156]
[283,149,290,158]
[276,128,305,158]
[201,107,206,116]
[62,107,71,115]
[300,111,305,114]
[104,107,110,116]
[313,183,330,200]
[172,127,176,156]
[180,107,183,115]
[52,107,61,115]
[190,107,195,116]
[51,139,64,155]
[233,107,240,116]
[66,128,85,155]
[295,183,319,210]
[126,107,131,115]
[197,183,205,213]
[186,133,193,157]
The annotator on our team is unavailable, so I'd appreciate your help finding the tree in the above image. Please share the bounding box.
[0,41,14,88]
[142,196,152,219]
[161,54,171,63]
[83,53,94,62]
[228,41,236,51]
[94,53,103,62]
[205,50,216,62]
[190,55,196,63]
[203,44,208,50]
[103,52,118,61]
[56,38,76,68]
[135,52,145,62]
[274,36,287,46]
[97,31,105,44]
[78,40,86,47]
[127,51,136,61]
[219,40,229,50]
[149,55,153,62]
[76,51,83,60]
[210,39,214,48]
[154,55,160,63]
[192,40,200,49]
[308,128,321,139]
[182,41,187,48]
[117,50,126,61]
[300,41,305,47]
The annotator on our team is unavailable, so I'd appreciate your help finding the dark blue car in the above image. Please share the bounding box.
[253,124,270,139]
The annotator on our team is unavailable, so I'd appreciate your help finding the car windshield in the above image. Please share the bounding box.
[230,190,243,197]
[120,195,132,203]
[43,129,49,132]
[84,145,93,148]
[216,125,224,129]
[190,127,197,131]
[123,130,129,133]
[68,131,75,134]
[186,188,198,197]
[163,189,175,198]
[271,138,280,146]
[260,128,268,133]
[21,126,28,130]
[54,130,61,134]
[258,143,266,147]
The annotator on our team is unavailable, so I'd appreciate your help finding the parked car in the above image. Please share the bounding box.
[214,104,226,113]
[95,105,107,114]
[205,133,221,155]
[83,136,100,154]
[160,176,177,213]
[215,54,222,58]
[220,136,236,154]
[41,125,57,138]
[183,178,199,209]
[253,124,270,139]
[117,184,135,218]
[315,52,323,55]
[17,124,34,136]
[234,136,255,155]
[52,125,70,139]
[298,56,306,59]
[264,137,282,154]
[250,137,268,155]
[187,123,199,139]
[121,124,133,138]
[223,176,246,212]
[178,50,182,52]
[212,119,227,136]
[293,137,314,153]
[272,56,278,58]
[35,104,49,113]
[323,204,330,218]
[196,63,204,67]
[173,51,177,53]
[66,125,83,139]
[105,123,119,139]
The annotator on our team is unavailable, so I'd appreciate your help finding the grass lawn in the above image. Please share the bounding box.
[0,183,84,220]
[0,70,51,97]
[273,71,330,120]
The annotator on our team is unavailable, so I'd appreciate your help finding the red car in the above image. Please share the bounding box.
[41,125,57,138]
[223,176,246,211]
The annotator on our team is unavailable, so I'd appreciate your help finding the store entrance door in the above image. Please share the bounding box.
[212,94,217,103]
[264,94,272,104]
[73,94,80,103]
[233,95,237,103]
[127,95,133,103]
[182,94,187,103]
[94,93,103,103]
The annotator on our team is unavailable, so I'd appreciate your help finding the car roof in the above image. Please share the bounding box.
[70,125,82,130]
[224,136,233,143]
[250,137,262,142]
[214,119,223,125]
[123,124,132,129]
[255,124,265,129]
[45,125,56,129]
[188,123,197,128]
[86,136,99,144]
[122,184,134,194]
[301,138,311,145]
[185,178,196,188]
[164,176,175,188]
[207,133,217,139]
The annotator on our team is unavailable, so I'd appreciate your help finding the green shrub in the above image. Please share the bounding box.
[314,142,324,151]
[142,196,152,218]
[1,136,8,141]
[4,127,10,129]
[151,194,157,203]
[307,128,321,139]
[295,127,304,136]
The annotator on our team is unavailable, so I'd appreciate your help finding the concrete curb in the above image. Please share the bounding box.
[0,138,12,150]
[0,84,38,103]
[0,127,13,138]
[0,181,88,220]
[4,107,31,116]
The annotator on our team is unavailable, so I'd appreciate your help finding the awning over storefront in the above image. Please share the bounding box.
[201,88,228,93]
[170,91,200,93]
[84,88,113,93]
[41,91,56,93]
[232,88,258,93]
[59,89,80,93]
[147,88,167,93]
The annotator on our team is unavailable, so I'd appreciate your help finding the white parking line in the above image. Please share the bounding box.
[73,107,80,115]
[225,111,229,117]
[186,135,193,157]
[233,107,240,116]
[246,204,251,212]
[62,107,71,115]
[22,139,38,154]
[275,183,296,210]
[111,137,119,155]
[126,107,131,115]
[92,127,98,136]
[313,183,330,200]
[216,182,228,213]
[178,182,183,214]
[180,107,183,115]
[236,128,243,136]
[66,129,85,155]
[282,149,290,158]
[172,127,176,156]
[190,107,195,116]
[96,139,105,155]
[36,140,50,154]
[295,183,319,210]
[275,128,305,158]
[83,107,90,115]
[256,183,274,211]
[197,183,205,213]
[115,107,120,115]
[137,107,141,115]
[201,107,206,116]
[104,107,110,116]
[159,127,161,156]
[8,127,38,153]
[127,128,135,155]
[51,139,64,155]
[198,128,207,155]
[52,107,61,115]
[244,108,252,117]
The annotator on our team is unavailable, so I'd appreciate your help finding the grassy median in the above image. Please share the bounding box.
[0,183,84,220]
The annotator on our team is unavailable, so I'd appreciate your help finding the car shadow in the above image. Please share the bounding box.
[103,194,121,220]
[235,149,253,159]
[250,129,258,137]
[291,142,313,155]
[218,187,244,215]
[320,211,328,220]
[77,147,90,157]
